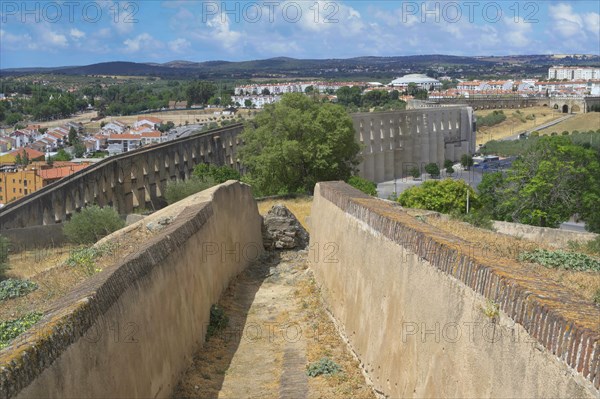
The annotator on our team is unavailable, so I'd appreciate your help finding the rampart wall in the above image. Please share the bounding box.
[0,181,263,398]
[309,181,599,398]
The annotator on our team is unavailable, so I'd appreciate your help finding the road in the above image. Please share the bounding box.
[500,114,574,141]
[377,167,483,199]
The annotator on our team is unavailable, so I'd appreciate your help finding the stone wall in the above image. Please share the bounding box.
[0,181,263,398]
[309,181,599,398]
[0,124,244,230]
[494,221,598,248]
[352,108,475,183]
[425,96,600,114]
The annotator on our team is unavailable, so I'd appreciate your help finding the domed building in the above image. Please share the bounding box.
[389,74,442,91]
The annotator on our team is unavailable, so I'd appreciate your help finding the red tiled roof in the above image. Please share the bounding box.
[137,116,163,124]
[37,164,87,180]
[8,147,45,159]
[108,134,142,140]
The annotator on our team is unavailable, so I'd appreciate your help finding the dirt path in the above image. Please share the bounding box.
[173,250,375,399]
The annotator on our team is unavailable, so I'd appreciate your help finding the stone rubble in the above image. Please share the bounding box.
[262,204,309,250]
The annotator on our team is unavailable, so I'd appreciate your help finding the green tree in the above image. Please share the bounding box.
[68,126,78,144]
[347,176,377,196]
[261,88,270,96]
[53,149,72,162]
[424,163,440,178]
[477,172,505,219]
[63,205,125,244]
[186,81,217,107]
[304,85,314,94]
[336,86,362,107]
[221,93,233,107]
[239,93,360,196]
[460,154,474,170]
[398,179,477,214]
[73,142,86,158]
[489,136,600,230]
[446,166,454,176]
[244,99,253,108]
[193,163,240,184]
[408,166,421,179]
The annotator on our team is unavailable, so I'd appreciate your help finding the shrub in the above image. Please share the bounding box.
[460,154,474,170]
[424,163,440,178]
[206,304,228,340]
[66,246,106,276]
[307,357,342,377]
[0,312,42,349]
[445,166,454,175]
[0,279,38,301]
[398,179,477,215]
[478,110,506,127]
[63,205,125,245]
[347,176,377,196]
[165,176,216,204]
[587,236,600,255]
[452,209,495,230]
[408,167,421,179]
[519,249,600,272]
[444,159,454,168]
[0,236,10,280]
[193,163,240,184]
[594,288,600,305]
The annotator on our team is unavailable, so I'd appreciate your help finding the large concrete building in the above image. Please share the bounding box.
[352,106,475,183]
[548,66,600,81]
[389,74,442,91]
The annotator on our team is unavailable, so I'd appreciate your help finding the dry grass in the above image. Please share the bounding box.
[423,215,600,302]
[34,111,98,128]
[257,196,313,232]
[538,112,600,135]
[475,107,564,145]
[297,273,375,399]
[0,252,87,321]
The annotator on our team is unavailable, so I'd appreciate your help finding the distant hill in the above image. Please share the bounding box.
[2,54,599,79]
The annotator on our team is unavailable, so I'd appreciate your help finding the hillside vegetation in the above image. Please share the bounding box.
[475,107,563,144]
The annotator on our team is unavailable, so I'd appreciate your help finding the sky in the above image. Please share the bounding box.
[1,1,599,68]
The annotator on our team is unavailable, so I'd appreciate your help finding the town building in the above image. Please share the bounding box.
[388,74,442,91]
[0,162,88,205]
[548,66,600,81]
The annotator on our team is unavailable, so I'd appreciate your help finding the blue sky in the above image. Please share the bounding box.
[1,1,599,68]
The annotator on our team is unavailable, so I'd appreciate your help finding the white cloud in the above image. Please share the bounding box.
[549,3,585,38]
[168,38,191,53]
[204,14,242,51]
[70,28,86,40]
[504,17,533,47]
[583,12,600,37]
[123,33,163,53]
[40,27,68,48]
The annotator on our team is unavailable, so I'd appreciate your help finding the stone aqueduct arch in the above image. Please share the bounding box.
[0,124,245,230]
[429,96,597,114]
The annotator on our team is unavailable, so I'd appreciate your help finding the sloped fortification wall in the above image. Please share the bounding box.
[310,182,599,398]
[0,181,263,398]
